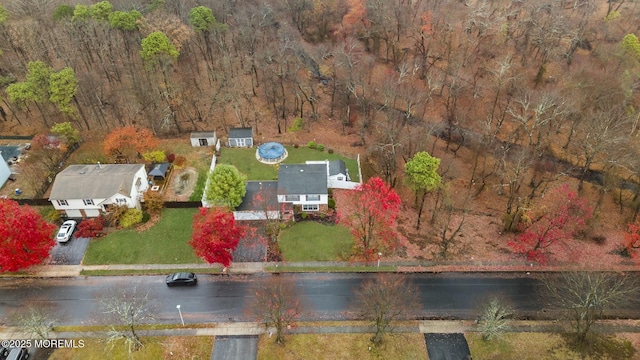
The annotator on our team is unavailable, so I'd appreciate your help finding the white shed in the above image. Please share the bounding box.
[190,131,217,147]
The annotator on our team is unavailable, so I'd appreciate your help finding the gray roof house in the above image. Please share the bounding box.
[329,160,350,181]
[49,163,149,218]
[228,127,254,147]
[277,164,328,212]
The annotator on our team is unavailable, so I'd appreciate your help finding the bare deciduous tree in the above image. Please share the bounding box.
[98,286,156,354]
[353,274,419,345]
[544,272,639,343]
[250,275,302,345]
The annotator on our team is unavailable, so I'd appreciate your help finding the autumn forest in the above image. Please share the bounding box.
[2,0,640,263]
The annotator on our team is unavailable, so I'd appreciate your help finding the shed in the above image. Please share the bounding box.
[190,131,217,147]
[148,162,170,180]
[228,127,254,147]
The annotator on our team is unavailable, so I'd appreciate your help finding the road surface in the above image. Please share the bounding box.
[0,273,549,325]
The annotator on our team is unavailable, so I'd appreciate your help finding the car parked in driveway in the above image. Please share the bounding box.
[166,272,197,287]
[56,220,77,243]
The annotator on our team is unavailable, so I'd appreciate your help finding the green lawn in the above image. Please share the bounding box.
[258,333,427,360]
[48,336,213,360]
[279,222,353,261]
[466,333,636,360]
[83,208,202,265]
[217,146,359,181]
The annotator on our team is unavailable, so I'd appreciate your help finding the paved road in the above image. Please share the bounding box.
[0,273,550,326]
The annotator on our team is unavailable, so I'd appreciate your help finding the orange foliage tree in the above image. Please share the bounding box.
[103,126,159,163]
[622,222,640,260]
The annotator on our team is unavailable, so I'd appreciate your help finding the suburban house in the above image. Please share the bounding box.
[305,159,355,189]
[190,131,217,147]
[49,163,149,218]
[228,127,254,147]
[0,151,10,189]
[277,163,328,212]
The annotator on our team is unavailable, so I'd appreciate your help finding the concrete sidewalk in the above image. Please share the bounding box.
[12,260,640,278]
[1,320,638,340]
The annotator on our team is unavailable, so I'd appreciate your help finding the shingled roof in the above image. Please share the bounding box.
[49,164,145,200]
[277,164,327,195]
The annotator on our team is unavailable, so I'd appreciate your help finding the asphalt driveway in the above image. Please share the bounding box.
[425,333,471,360]
[211,335,258,360]
[49,237,90,265]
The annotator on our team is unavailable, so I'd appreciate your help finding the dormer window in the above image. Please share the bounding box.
[83,199,94,205]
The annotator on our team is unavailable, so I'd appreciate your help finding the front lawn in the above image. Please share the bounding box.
[466,333,636,360]
[278,222,353,261]
[48,336,213,360]
[258,333,427,360]
[83,208,202,265]
[217,146,359,181]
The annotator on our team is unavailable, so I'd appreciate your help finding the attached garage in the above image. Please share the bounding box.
[65,209,82,218]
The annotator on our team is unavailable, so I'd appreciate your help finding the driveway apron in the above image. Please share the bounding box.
[211,335,259,360]
[424,333,471,360]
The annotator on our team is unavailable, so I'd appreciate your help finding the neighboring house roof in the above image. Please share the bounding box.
[49,164,145,200]
[229,127,253,139]
[148,163,170,178]
[278,164,328,195]
[0,145,20,162]
[191,131,216,138]
[236,181,279,212]
[329,160,347,176]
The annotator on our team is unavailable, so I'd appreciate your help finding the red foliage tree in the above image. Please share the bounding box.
[0,199,56,272]
[508,184,592,264]
[190,207,245,267]
[622,222,640,260]
[103,126,159,163]
[75,217,105,238]
[337,177,401,260]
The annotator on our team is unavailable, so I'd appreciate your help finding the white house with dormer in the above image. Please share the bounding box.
[49,163,148,218]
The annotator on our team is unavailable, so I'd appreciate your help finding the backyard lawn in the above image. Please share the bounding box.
[217,147,360,181]
[278,222,353,261]
[83,208,202,265]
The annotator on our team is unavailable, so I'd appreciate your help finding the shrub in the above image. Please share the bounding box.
[120,209,143,228]
[328,198,336,209]
[106,205,128,227]
[45,208,61,223]
[166,153,176,163]
[288,117,304,132]
[317,144,325,152]
[293,144,299,148]
[142,150,166,163]
[301,212,308,219]
[328,148,334,154]
[173,156,186,168]
[307,141,316,149]
[75,217,105,238]
[143,191,164,215]
[478,297,513,341]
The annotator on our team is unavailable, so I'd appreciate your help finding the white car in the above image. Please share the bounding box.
[56,220,77,243]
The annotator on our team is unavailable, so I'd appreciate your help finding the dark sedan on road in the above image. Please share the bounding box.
[166,272,197,287]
